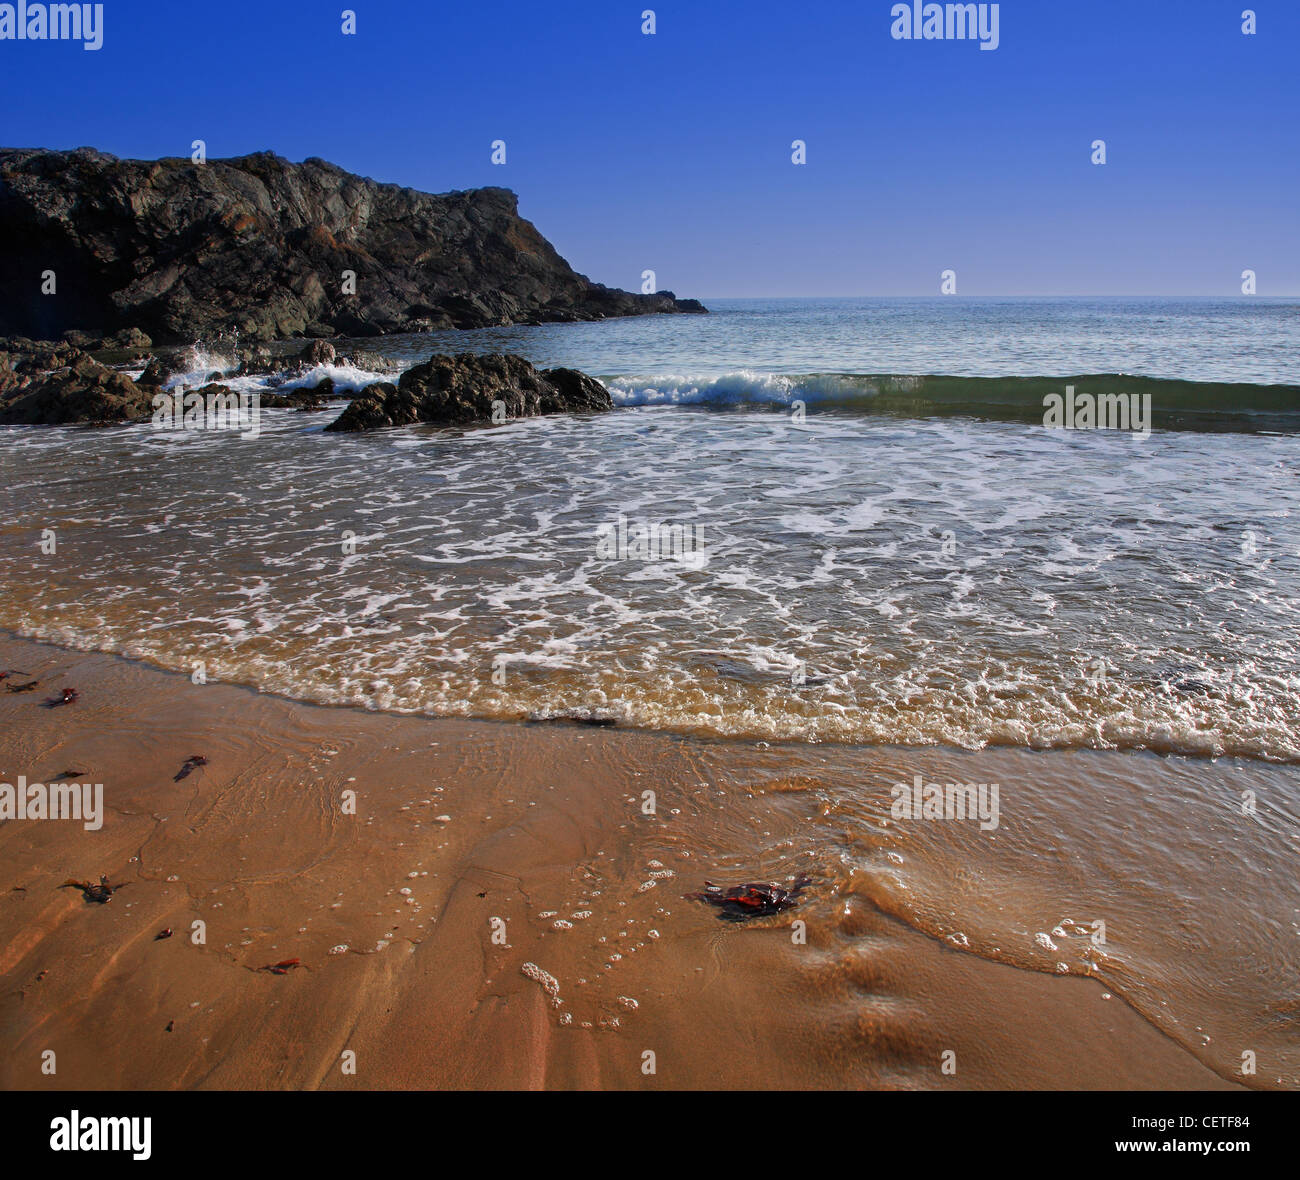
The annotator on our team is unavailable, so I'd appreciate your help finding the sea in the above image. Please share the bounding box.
[1,296,1296,759]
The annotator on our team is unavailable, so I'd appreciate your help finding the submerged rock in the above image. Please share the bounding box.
[234,344,280,377]
[135,354,183,387]
[264,376,335,411]
[339,347,397,373]
[324,353,611,431]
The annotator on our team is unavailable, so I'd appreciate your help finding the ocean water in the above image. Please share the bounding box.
[333,295,1300,385]
[1,297,1298,758]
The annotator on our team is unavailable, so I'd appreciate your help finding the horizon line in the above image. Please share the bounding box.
[689,293,1300,301]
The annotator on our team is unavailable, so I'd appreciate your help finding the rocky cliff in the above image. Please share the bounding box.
[0,148,706,344]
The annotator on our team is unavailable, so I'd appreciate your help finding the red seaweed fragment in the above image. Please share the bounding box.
[60,875,128,904]
[687,875,812,920]
[174,754,209,782]
[259,958,302,975]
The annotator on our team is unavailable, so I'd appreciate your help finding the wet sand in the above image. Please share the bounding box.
[0,636,1243,1090]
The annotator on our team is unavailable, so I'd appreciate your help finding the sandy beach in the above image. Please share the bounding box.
[0,634,1250,1091]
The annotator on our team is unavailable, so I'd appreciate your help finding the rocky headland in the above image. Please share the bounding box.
[0,147,706,344]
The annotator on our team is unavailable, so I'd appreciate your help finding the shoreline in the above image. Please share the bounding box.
[0,634,1247,1090]
[1,622,1294,768]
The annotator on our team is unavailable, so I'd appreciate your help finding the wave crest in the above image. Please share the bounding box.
[605,371,1300,430]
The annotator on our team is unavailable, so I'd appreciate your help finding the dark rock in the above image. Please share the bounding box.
[235,344,279,376]
[0,349,154,424]
[108,327,152,349]
[3,338,81,372]
[294,339,335,369]
[538,366,614,414]
[0,147,708,344]
[136,355,181,387]
[342,348,397,373]
[264,376,335,410]
[323,354,611,432]
[322,382,401,429]
[157,382,241,416]
[528,712,618,728]
[0,351,19,397]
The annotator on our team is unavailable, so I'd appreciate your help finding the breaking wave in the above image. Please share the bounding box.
[604,371,1300,430]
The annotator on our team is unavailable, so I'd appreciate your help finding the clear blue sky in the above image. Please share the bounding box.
[2,0,1296,296]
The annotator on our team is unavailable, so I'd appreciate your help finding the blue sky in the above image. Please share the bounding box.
[2,0,1297,296]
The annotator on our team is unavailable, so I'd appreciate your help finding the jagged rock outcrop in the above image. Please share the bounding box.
[0,345,153,424]
[324,353,611,431]
[0,340,608,429]
[0,147,707,343]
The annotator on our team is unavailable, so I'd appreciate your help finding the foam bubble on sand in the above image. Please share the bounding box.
[521,962,563,1008]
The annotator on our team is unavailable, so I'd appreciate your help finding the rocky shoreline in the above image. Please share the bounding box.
[0,148,706,344]
[0,146,708,427]
[0,336,613,429]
